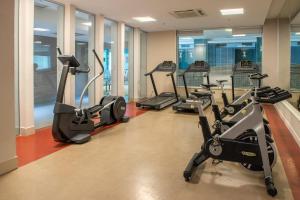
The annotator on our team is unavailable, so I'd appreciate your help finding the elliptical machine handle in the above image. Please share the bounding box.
[57,47,62,55]
[92,49,104,76]
[76,68,91,73]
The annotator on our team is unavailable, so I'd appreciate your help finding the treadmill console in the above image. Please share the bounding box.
[156,61,177,72]
[186,61,210,73]
[233,60,258,73]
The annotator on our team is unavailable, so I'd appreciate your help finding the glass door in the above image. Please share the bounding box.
[104,19,118,96]
[75,10,95,107]
[124,26,134,102]
[33,0,64,128]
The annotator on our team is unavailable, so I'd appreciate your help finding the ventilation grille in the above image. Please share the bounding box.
[170,9,206,19]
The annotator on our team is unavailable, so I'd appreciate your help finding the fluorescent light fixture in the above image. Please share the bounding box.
[296,32,300,35]
[34,28,50,32]
[220,8,244,15]
[232,34,246,37]
[34,41,42,44]
[82,22,92,26]
[77,42,86,45]
[225,28,232,32]
[180,37,193,40]
[133,16,156,22]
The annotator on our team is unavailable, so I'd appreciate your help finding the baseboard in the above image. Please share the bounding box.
[20,126,35,136]
[0,157,18,175]
[275,101,300,148]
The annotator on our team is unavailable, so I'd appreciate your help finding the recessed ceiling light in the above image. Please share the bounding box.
[225,28,232,32]
[133,16,156,22]
[82,22,92,26]
[220,8,244,15]
[296,32,300,35]
[232,34,246,37]
[34,41,42,44]
[34,28,50,32]
[77,42,86,45]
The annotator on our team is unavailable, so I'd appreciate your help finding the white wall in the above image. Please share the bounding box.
[0,0,18,174]
[146,31,177,96]
[275,101,300,147]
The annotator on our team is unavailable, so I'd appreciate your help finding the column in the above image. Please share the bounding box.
[0,0,18,174]
[262,18,290,89]
[133,28,141,100]
[117,22,125,96]
[19,0,34,135]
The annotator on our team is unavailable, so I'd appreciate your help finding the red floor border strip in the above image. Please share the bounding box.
[264,105,300,200]
[16,102,147,167]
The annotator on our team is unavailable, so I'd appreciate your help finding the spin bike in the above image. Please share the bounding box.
[183,84,292,196]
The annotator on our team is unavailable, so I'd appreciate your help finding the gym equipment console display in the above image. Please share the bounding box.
[52,49,129,144]
[136,61,179,110]
[172,61,211,113]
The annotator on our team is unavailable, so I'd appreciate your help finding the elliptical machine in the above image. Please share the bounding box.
[52,49,129,144]
[183,82,292,196]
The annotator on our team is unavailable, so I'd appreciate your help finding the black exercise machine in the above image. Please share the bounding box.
[172,61,211,113]
[183,82,292,196]
[52,49,129,144]
[136,61,179,110]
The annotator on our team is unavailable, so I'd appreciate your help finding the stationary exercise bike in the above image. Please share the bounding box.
[183,83,292,196]
[52,49,129,144]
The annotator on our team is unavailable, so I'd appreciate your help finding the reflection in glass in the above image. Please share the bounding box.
[177,29,262,88]
[75,10,95,107]
[104,19,118,96]
[124,26,134,102]
[33,0,64,128]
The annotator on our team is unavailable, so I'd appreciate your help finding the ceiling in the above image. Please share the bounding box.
[59,0,273,32]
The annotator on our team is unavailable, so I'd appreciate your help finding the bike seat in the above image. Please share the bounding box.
[191,92,212,98]
[201,84,218,89]
[216,80,228,84]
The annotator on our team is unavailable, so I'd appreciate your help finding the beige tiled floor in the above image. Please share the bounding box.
[0,108,294,200]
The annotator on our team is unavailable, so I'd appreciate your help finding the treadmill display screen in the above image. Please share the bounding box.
[187,61,210,73]
[233,60,258,73]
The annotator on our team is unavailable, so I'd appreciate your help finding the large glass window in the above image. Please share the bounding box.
[33,0,64,128]
[75,10,95,107]
[124,26,134,102]
[177,29,262,88]
[289,31,300,110]
[104,19,118,95]
[139,31,147,98]
[290,32,300,90]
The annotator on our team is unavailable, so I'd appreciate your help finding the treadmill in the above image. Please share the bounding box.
[173,61,211,113]
[136,61,179,110]
[231,60,259,101]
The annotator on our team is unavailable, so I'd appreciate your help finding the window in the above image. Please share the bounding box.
[124,26,134,102]
[104,19,118,95]
[33,0,64,128]
[289,31,300,110]
[177,29,262,88]
[75,10,95,107]
[290,32,300,90]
